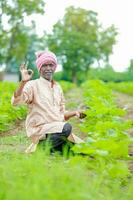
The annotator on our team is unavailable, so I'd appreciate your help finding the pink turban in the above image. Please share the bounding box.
[35,51,57,71]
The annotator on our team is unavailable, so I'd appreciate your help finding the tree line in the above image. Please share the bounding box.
[1,1,131,83]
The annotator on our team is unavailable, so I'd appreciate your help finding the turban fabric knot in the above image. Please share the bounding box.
[35,51,57,71]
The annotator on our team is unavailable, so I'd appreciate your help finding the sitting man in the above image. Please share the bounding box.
[11,51,84,154]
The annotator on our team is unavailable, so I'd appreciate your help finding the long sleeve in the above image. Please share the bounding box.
[11,81,34,106]
[60,89,66,114]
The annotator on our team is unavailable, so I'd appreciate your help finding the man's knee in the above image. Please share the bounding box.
[62,123,72,137]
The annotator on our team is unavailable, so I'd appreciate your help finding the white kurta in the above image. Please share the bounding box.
[11,77,67,138]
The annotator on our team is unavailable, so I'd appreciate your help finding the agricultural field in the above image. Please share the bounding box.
[0,80,133,200]
[0,82,27,132]
[108,82,133,95]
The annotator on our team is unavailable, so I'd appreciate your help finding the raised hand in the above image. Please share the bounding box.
[20,62,34,81]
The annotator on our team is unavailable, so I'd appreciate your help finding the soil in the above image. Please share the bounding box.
[0,120,25,137]
[114,92,133,171]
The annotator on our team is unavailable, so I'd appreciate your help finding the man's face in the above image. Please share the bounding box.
[40,62,55,81]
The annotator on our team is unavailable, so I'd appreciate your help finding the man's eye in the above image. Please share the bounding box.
[42,64,54,68]
[42,65,46,68]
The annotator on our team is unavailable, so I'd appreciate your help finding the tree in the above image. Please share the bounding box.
[128,59,133,76]
[98,26,117,65]
[24,29,46,80]
[0,0,45,71]
[123,59,133,81]
[45,6,117,83]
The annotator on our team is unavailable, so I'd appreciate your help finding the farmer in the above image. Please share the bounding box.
[11,51,84,154]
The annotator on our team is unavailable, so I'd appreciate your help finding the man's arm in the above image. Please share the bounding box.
[64,111,79,121]
[59,84,86,121]
[64,110,87,121]
[14,80,29,97]
[11,63,33,106]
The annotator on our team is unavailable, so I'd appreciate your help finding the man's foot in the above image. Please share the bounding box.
[25,143,38,154]
[68,133,85,144]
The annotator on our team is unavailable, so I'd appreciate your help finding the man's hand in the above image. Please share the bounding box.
[20,62,34,81]
[64,110,87,121]
[75,110,87,119]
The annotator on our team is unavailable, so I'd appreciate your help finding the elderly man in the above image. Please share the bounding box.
[11,51,84,154]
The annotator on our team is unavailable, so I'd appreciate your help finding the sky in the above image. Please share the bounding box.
[25,0,133,72]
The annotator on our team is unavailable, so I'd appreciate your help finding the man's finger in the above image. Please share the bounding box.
[25,61,29,69]
[27,69,34,76]
[20,63,25,70]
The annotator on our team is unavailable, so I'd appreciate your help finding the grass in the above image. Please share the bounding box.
[0,138,133,200]
[0,118,133,199]
[0,150,89,200]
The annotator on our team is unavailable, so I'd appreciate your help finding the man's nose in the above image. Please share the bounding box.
[46,65,51,70]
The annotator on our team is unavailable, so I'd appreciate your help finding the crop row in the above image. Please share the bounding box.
[108,82,133,95]
[73,80,133,179]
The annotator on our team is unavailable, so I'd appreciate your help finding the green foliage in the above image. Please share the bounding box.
[45,6,117,83]
[53,71,63,81]
[25,33,44,80]
[72,80,133,178]
[0,150,92,200]
[0,133,28,145]
[0,82,27,132]
[87,66,130,82]
[86,58,133,83]
[59,80,76,93]
[127,59,133,80]
[0,140,133,199]
[0,81,133,198]
[0,0,45,70]
[109,82,133,95]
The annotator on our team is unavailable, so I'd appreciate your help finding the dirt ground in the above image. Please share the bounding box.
[114,92,133,137]
[0,120,25,137]
[114,92,133,170]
